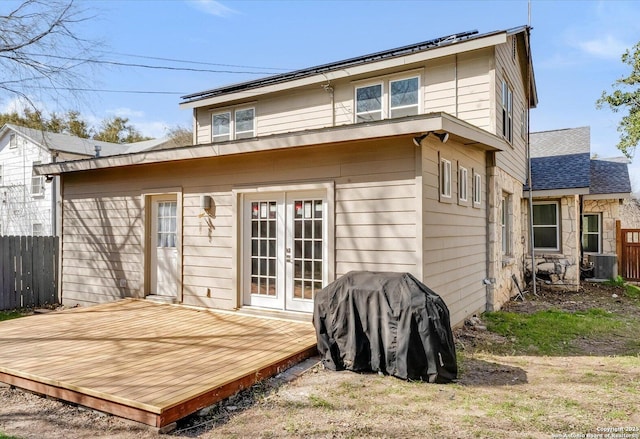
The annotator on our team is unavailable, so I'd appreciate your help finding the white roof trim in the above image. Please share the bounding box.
[37,113,505,176]
[528,188,590,197]
[584,193,630,200]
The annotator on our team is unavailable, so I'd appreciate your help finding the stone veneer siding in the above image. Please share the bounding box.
[583,199,619,255]
[524,195,580,291]
[487,167,525,310]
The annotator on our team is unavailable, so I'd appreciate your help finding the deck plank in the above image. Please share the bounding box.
[0,300,317,425]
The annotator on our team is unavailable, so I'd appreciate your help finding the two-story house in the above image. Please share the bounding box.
[39,27,537,326]
[0,124,176,237]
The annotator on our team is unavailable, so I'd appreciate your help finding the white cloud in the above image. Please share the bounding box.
[575,35,628,60]
[187,0,237,17]
[0,96,50,116]
[106,107,145,119]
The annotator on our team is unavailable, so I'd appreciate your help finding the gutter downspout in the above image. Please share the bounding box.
[525,25,537,296]
[51,152,57,236]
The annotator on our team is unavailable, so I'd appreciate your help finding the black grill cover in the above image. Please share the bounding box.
[313,271,457,383]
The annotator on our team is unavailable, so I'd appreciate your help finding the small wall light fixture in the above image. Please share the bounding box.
[412,131,450,146]
[200,195,212,210]
[45,175,54,183]
[94,145,101,158]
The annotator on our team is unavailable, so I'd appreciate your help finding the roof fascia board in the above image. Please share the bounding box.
[528,188,590,197]
[38,113,503,175]
[179,33,507,110]
[584,193,630,200]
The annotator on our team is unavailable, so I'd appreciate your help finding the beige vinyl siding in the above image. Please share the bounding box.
[60,138,419,308]
[422,137,487,326]
[194,49,496,145]
[495,36,528,182]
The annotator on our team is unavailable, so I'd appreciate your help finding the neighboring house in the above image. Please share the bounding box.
[0,124,172,236]
[39,27,537,327]
[527,126,632,287]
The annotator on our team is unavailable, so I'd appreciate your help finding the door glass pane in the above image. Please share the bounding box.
[157,201,177,248]
[292,198,324,302]
[251,200,277,296]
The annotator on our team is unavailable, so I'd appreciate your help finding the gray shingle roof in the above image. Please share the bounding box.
[528,126,631,196]
[530,153,591,191]
[590,158,632,195]
[1,124,164,157]
[530,126,590,158]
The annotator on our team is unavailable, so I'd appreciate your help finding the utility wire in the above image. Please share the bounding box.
[20,52,282,75]
[94,49,292,71]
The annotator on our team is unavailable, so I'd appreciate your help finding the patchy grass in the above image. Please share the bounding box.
[482,308,632,355]
[0,433,19,439]
[0,310,27,322]
[625,283,640,300]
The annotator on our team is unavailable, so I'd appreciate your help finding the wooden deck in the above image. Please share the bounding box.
[0,300,317,428]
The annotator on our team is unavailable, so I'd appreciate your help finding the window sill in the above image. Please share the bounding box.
[502,256,516,267]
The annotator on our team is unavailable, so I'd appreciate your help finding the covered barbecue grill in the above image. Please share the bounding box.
[313,271,457,383]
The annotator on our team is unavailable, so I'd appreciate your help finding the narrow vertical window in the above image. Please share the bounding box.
[9,134,17,149]
[355,83,383,122]
[473,173,482,206]
[502,80,513,143]
[31,161,44,197]
[458,166,468,202]
[212,112,231,142]
[501,195,511,254]
[582,214,601,253]
[440,158,451,198]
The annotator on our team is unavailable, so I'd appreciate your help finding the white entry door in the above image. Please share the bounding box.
[243,191,326,313]
[150,197,178,298]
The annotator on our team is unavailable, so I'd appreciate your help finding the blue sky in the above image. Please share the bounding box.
[3,0,639,191]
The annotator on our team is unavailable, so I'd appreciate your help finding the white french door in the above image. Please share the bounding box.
[243,191,326,313]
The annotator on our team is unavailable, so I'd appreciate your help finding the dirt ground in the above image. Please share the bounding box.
[1,282,639,439]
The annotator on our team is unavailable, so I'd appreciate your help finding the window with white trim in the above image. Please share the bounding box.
[9,134,17,149]
[211,107,255,142]
[31,161,44,197]
[533,202,559,251]
[582,213,601,253]
[32,223,43,236]
[440,158,451,198]
[355,75,420,123]
[501,195,511,254]
[212,111,231,142]
[235,108,255,139]
[389,77,419,118]
[458,166,468,202]
[355,83,383,122]
[501,79,513,143]
[473,172,482,205]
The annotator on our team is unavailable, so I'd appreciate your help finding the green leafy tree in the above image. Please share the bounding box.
[93,116,151,144]
[597,42,640,159]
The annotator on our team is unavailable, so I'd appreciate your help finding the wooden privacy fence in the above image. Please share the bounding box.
[1,236,59,310]
[616,221,640,281]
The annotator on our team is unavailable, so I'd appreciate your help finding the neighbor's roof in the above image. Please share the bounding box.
[528,126,631,197]
[0,124,165,157]
[529,127,591,191]
[590,158,632,195]
[181,26,537,108]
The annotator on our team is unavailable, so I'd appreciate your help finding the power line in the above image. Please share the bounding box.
[95,49,292,72]
[37,86,187,95]
[21,52,282,75]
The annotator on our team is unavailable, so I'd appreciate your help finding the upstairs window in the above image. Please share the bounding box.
[212,107,255,142]
[9,134,17,149]
[533,202,559,251]
[582,213,601,253]
[235,108,255,139]
[355,75,420,123]
[355,83,382,122]
[389,77,419,118]
[212,112,231,142]
[31,161,44,197]
[501,79,513,143]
